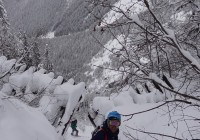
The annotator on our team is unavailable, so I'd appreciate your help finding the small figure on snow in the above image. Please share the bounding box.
[71,119,79,136]
[91,111,121,140]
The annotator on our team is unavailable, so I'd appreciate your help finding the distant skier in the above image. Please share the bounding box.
[91,111,121,140]
[71,119,79,136]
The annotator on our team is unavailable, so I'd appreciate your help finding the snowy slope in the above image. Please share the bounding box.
[0,93,59,140]
[0,56,88,140]
[116,102,200,140]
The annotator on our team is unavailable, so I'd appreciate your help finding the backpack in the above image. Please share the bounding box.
[91,126,108,140]
[71,120,77,129]
[91,126,101,137]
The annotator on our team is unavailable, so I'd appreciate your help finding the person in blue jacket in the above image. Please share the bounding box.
[91,111,121,140]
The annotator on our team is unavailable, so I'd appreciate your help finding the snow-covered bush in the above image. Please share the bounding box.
[0,55,87,139]
[0,92,59,140]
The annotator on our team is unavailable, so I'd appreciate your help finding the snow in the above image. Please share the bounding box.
[66,125,93,140]
[83,21,200,138]
[180,48,200,70]
[0,92,59,140]
[0,56,87,140]
[56,82,86,135]
[0,56,16,79]
[163,27,200,72]
[91,96,200,140]
[1,1,200,140]
[129,13,143,26]
[101,0,145,26]
[41,32,55,39]
[86,35,125,91]
[92,96,115,126]
[90,36,123,67]
[116,102,200,140]
[149,73,170,88]
[24,69,62,95]
[140,57,150,64]
[1,30,200,140]
[111,92,133,106]
[173,11,192,22]
[9,66,35,95]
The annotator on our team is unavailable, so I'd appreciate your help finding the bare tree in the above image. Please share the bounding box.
[87,0,200,139]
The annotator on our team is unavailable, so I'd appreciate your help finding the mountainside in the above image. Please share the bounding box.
[5,0,199,96]
[3,0,120,88]
[39,29,115,81]
[4,0,65,36]
[3,0,117,37]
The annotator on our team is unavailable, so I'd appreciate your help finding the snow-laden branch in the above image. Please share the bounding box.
[142,0,200,74]
[126,125,183,140]
[122,99,192,121]
[55,82,86,136]
[149,73,200,102]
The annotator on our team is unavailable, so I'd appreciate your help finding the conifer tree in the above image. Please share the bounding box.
[0,0,19,59]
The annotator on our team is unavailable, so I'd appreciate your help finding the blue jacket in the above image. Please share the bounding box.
[91,119,119,140]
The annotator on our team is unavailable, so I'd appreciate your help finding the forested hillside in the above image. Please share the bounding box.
[39,29,116,81]
[3,0,120,86]
[3,0,118,36]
